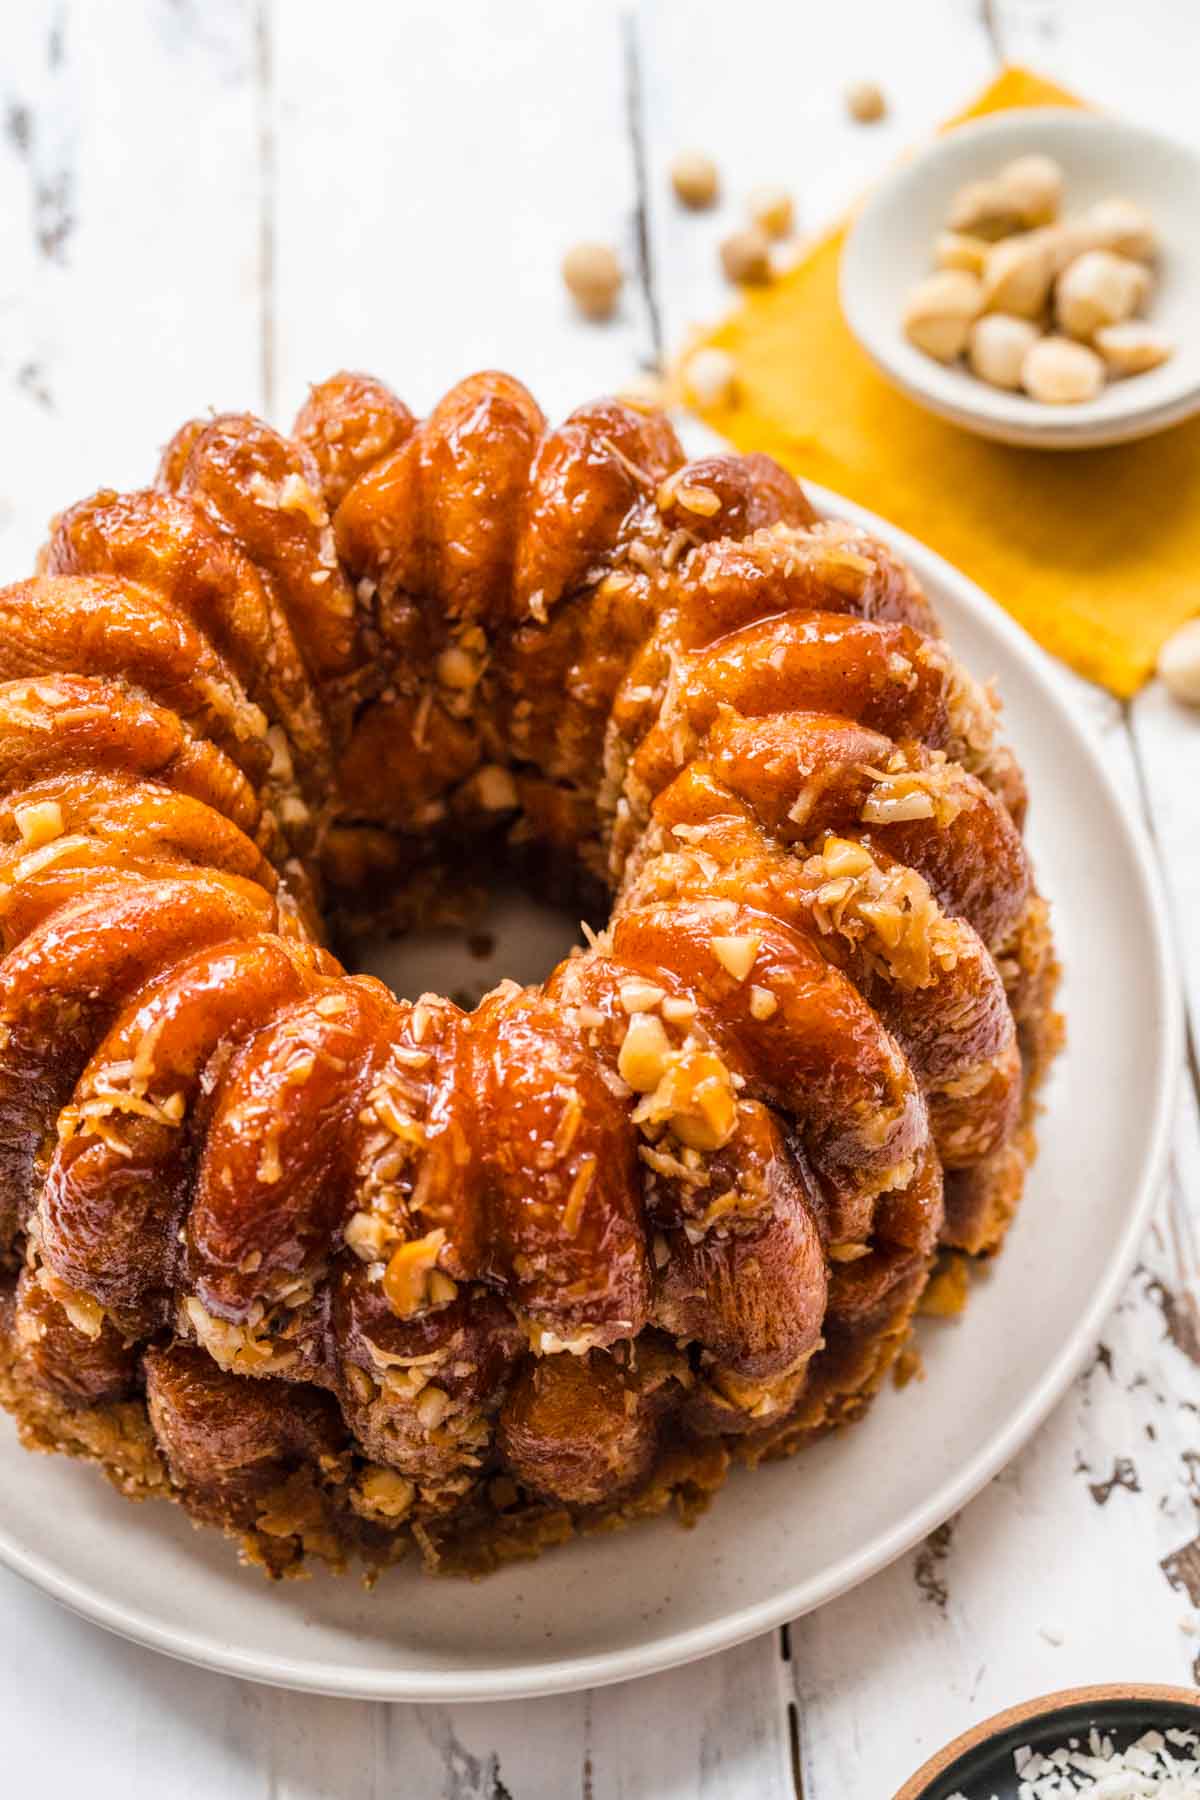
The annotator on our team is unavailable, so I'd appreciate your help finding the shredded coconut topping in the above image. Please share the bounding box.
[948,1723,1200,1797]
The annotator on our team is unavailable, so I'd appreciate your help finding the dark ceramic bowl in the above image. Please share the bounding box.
[895,1684,1200,1798]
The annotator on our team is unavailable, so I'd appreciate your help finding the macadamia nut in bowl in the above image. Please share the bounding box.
[841,108,1200,448]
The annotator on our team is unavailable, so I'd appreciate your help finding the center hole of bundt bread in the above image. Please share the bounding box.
[353,880,589,1010]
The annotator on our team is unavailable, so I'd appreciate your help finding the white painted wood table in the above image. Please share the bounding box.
[1,2,1198,1794]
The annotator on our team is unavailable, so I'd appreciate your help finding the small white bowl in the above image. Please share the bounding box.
[841,108,1200,449]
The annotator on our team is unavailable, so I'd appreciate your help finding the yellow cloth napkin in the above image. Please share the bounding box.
[687,67,1198,696]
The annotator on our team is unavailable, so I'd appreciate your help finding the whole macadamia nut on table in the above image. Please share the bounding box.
[967,313,1040,390]
[720,226,772,286]
[902,269,983,361]
[748,186,794,240]
[670,150,720,210]
[562,243,623,319]
[1021,335,1105,404]
[845,80,886,123]
[1056,249,1150,339]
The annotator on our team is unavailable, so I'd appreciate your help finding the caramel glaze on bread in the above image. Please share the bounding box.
[0,371,1060,1575]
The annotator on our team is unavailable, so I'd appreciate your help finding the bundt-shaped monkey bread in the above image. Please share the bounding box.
[0,370,1059,1577]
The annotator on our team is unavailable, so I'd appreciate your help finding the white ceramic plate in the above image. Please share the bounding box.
[841,109,1200,448]
[0,490,1180,1699]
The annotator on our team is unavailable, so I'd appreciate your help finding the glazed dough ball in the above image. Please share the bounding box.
[1020,335,1105,404]
[902,269,983,361]
[1056,250,1150,340]
[967,313,1041,390]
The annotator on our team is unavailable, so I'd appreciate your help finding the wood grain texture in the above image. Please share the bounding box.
[0,0,265,573]
[0,1,1197,1796]
[269,0,653,425]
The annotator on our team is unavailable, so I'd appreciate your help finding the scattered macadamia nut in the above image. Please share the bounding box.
[562,242,622,319]
[980,232,1056,318]
[748,186,794,240]
[720,226,772,286]
[682,346,739,409]
[902,269,983,362]
[935,231,990,276]
[846,80,886,123]
[1056,249,1150,339]
[1020,335,1105,404]
[968,313,1040,390]
[1158,619,1200,705]
[1093,321,1173,378]
[670,150,720,210]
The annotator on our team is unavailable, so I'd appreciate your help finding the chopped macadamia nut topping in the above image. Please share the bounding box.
[382,1228,449,1318]
[356,1468,416,1519]
[619,977,666,1014]
[618,1011,673,1092]
[748,984,778,1021]
[711,933,761,982]
[13,799,64,847]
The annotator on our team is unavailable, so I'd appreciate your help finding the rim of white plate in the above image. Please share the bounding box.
[0,485,1181,1700]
